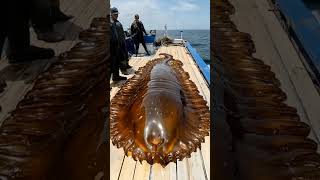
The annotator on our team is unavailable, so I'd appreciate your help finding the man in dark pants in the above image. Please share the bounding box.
[1,0,54,63]
[31,0,66,43]
[50,0,73,23]
[110,7,132,75]
[131,14,150,56]
[110,13,127,82]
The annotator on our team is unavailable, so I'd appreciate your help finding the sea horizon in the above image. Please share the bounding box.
[155,30,210,63]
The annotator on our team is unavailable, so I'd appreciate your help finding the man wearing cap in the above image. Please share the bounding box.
[109,14,127,82]
[110,7,132,75]
[131,14,150,56]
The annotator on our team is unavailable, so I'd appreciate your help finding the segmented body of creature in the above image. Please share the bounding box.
[111,53,210,166]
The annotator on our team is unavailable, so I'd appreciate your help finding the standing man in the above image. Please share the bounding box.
[131,14,150,56]
[110,7,132,74]
[110,13,127,82]
[1,0,55,63]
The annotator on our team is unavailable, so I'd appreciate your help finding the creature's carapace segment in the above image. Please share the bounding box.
[110,53,210,166]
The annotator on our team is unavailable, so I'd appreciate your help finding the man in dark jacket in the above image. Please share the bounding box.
[110,13,127,82]
[131,14,150,56]
[110,7,132,74]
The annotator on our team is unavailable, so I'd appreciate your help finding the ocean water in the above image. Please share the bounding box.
[303,0,320,23]
[155,30,210,64]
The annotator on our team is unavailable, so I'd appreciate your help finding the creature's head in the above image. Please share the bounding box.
[142,93,182,154]
[131,62,183,163]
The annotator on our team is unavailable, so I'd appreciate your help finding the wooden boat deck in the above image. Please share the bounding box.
[110,45,210,180]
[0,0,107,125]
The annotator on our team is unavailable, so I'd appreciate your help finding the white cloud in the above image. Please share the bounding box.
[111,0,207,30]
[170,1,200,12]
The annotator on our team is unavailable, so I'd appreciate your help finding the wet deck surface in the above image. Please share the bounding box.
[0,0,107,124]
[110,45,210,180]
[229,0,320,149]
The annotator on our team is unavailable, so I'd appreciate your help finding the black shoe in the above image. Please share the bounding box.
[36,31,64,43]
[113,76,127,82]
[126,64,133,69]
[8,46,55,63]
[121,69,130,75]
[52,8,73,23]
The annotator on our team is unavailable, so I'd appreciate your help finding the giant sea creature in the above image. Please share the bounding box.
[110,53,210,166]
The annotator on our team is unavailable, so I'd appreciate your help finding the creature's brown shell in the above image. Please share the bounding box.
[110,53,210,166]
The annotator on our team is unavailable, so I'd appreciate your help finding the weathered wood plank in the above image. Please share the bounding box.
[110,143,125,180]
[133,161,151,180]
[118,157,137,180]
[149,163,177,180]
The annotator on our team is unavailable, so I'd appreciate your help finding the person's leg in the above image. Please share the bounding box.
[0,21,7,58]
[50,0,73,23]
[122,43,132,69]
[31,0,53,32]
[111,55,127,81]
[30,0,64,42]
[141,40,150,55]
[7,0,30,52]
[51,0,60,7]
[111,47,127,81]
[134,38,140,57]
[0,33,5,58]
[6,0,54,63]
[111,56,120,78]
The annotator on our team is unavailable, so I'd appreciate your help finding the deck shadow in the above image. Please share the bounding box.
[0,58,55,83]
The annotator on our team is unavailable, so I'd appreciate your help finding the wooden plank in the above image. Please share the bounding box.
[177,160,190,180]
[201,136,210,180]
[149,163,177,180]
[110,143,125,180]
[133,161,151,180]
[118,157,137,180]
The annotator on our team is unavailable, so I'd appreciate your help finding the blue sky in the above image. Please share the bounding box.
[111,0,210,30]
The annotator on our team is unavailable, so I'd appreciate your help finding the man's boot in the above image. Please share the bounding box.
[8,45,55,63]
[112,76,127,82]
[36,30,64,43]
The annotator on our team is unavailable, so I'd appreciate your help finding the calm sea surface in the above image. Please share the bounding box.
[156,30,210,64]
